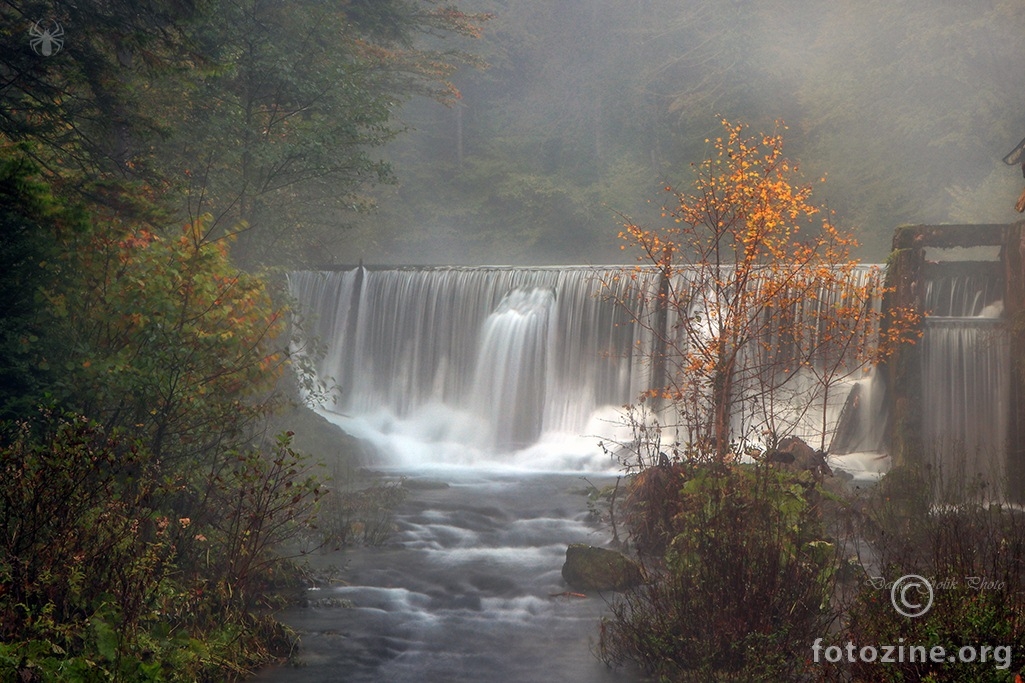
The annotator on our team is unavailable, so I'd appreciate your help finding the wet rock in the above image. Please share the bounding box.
[765,436,833,479]
[561,544,642,592]
[400,477,451,491]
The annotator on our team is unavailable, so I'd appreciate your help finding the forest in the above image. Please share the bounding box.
[1,0,1024,680]
[363,0,1025,264]
[0,1,487,679]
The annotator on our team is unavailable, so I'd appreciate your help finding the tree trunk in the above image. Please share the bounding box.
[712,359,734,461]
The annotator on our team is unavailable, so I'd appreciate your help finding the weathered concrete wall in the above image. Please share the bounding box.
[884,222,1024,501]
[1003,223,1025,499]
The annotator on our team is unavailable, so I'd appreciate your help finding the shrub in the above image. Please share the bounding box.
[319,480,408,548]
[0,413,188,680]
[600,463,837,681]
[0,415,320,682]
[830,470,1025,682]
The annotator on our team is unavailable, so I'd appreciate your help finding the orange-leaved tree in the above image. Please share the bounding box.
[608,119,917,462]
[47,213,287,462]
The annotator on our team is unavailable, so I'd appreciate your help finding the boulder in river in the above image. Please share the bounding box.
[561,544,642,592]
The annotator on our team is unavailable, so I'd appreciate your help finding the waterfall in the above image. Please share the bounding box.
[288,265,896,470]
[469,287,554,450]
[288,267,662,468]
[921,318,1009,495]
[922,267,1002,317]
[910,257,1010,497]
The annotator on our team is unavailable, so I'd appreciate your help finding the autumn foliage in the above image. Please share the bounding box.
[46,215,286,460]
[0,172,316,678]
[610,120,918,461]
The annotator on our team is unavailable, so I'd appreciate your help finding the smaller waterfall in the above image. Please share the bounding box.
[921,318,1009,496]
[829,374,888,455]
[469,288,554,450]
[921,265,1002,317]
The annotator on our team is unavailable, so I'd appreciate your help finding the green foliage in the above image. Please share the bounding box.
[832,485,1025,682]
[1,1,488,266]
[0,413,321,681]
[148,0,488,267]
[0,415,165,642]
[0,157,322,679]
[0,1,206,180]
[0,414,196,681]
[42,213,286,461]
[0,150,84,419]
[601,463,837,681]
[607,455,1025,681]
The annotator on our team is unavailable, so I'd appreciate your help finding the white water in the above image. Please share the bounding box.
[921,317,1009,496]
[259,264,1010,682]
[288,264,1010,485]
[253,468,637,683]
[289,267,660,468]
[289,266,889,468]
[917,266,1009,498]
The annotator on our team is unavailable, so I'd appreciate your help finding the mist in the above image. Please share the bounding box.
[345,0,1025,266]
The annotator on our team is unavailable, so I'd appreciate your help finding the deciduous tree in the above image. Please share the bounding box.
[609,119,917,462]
[46,212,287,461]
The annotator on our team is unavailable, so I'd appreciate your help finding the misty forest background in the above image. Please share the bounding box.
[362,0,1025,265]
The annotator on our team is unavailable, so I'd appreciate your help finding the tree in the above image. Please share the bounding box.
[43,212,287,462]
[0,156,324,678]
[0,150,79,419]
[609,119,917,462]
[0,1,206,183]
[795,0,1025,252]
[162,0,490,267]
[0,0,489,267]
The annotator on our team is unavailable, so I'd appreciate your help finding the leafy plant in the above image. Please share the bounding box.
[320,479,408,548]
[45,213,287,464]
[203,431,324,614]
[830,470,1025,682]
[606,119,919,461]
[600,463,838,681]
[0,413,189,681]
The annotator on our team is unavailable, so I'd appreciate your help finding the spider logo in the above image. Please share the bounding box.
[29,20,64,57]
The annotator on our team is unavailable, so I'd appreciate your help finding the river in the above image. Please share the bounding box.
[253,464,642,683]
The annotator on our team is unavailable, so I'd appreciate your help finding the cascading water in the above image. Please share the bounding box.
[922,264,1003,317]
[288,266,661,469]
[289,265,891,467]
[918,265,1008,497]
[921,319,1009,488]
[468,287,554,450]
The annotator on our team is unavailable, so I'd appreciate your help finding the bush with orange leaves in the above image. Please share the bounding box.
[606,119,918,463]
